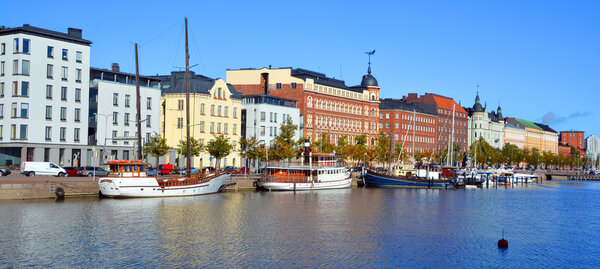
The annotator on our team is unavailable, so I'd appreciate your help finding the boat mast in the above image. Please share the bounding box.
[185,17,191,177]
[412,109,415,164]
[450,103,455,166]
[135,43,142,160]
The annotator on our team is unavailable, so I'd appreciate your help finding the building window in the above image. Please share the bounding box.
[60,127,66,141]
[217,123,221,133]
[74,108,80,122]
[13,60,18,75]
[0,61,4,76]
[146,97,152,110]
[200,103,205,114]
[10,125,16,139]
[233,124,237,135]
[146,115,151,127]
[45,127,52,141]
[210,104,215,115]
[112,131,117,144]
[75,88,81,102]
[22,39,30,54]
[0,104,3,118]
[22,60,30,75]
[217,87,222,98]
[46,85,52,99]
[199,121,205,132]
[47,46,54,58]
[112,112,118,124]
[76,51,82,63]
[177,118,183,129]
[125,95,130,107]
[274,113,278,123]
[233,107,237,118]
[45,106,52,120]
[395,123,399,129]
[20,82,28,97]
[178,100,184,111]
[13,38,18,53]
[19,125,27,140]
[60,107,67,121]
[75,69,82,82]
[11,103,16,118]
[260,112,265,122]
[61,66,68,81]
[291,82,297,89]
[224,106,229,117]
[260,126,265,136]
[124,131,129,145]
[47,64,53,78]
[74,128,80,142]
[61,87,67,100]
[276,83,282,89]
[269,126,273,137]
[113,93,118,106]
[0,43,4,55]
[224,123,228,134]
[124,113,130,126]
[62,49,68,60]
[210,122,214,133]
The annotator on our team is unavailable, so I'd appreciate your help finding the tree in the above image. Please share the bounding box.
[143,132,171,166]
[375,131,390,165]
[336,135,350,161]
[269,117,298,160]
[349,134,368,164]
[312,132,335,153]
[500,143,521,167]
[177,137,204,159]
[206,134,233,169]
[527,147,541,168]
[239,137,262,168]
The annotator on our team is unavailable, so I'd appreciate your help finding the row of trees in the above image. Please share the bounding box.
[143,133,233,168]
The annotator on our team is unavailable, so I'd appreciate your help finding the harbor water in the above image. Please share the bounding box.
[1,181,600,268]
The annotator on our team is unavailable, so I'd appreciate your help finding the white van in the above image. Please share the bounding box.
[20,162,67,177]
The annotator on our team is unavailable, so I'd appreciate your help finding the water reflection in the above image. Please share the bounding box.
[1,184,600,268]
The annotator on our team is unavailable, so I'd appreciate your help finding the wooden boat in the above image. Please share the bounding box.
[364,169,453,189]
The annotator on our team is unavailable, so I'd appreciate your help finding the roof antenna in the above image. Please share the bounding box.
[365,50,376,74]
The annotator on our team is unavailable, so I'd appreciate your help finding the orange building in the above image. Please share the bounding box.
[379,99,438,155]
[402,93,469,153]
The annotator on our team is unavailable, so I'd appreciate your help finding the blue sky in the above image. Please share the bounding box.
[3,0,599,136]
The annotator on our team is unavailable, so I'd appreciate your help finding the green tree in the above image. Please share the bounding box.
[206,134,233,169]
[336,135,350,161]
[312,132,335,153]
[349,134,368,164]
[269,117,298,160]
[143,133,171,166]
[239,137,262,168]
[375,131,390,165]
[500,143,522,166]
[527,147,541,168]
[177,137,204,158]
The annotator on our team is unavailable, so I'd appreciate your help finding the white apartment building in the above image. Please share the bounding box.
[241,95,302,146]
[586,135,600,161]
[0,24,91,166]
[89,65,161,164]
[466,94,504,149]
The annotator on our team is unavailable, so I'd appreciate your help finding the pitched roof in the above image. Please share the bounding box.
[534,123,557,133]
[153,71,242,99]
[514,118,542,130]
[429,94,467,113]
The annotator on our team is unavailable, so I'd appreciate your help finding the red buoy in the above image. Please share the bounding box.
[498,238,508,249]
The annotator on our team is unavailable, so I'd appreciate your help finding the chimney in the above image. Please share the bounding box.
[67,28,82,38]
[260,72,269,95]
[111,63,120,72]
[23,24,30,27]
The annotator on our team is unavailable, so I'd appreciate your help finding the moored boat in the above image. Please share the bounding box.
[364,169,453,189]
[98,160,228,197]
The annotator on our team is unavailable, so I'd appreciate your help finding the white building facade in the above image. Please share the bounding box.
[466,94,504,149]
[89,66,161,164]
[0,24,91,166]
[586,135,600,161]
[241,95,302,146]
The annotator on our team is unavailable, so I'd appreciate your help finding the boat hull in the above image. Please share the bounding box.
[364,172,452,189]
[258,177,352,191]
[98,174,228,198]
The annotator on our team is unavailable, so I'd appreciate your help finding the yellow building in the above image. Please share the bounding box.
[158,71,242,168]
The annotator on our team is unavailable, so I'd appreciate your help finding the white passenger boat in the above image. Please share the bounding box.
[258,152,352,191]
[98,160,228,198]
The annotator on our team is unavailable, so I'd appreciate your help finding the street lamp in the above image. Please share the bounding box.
[94,113,109,165]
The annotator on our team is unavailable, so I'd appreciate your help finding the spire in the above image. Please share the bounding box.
[368,64,371,75]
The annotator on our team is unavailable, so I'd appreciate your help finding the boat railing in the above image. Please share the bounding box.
[261,174,315,183]
[266,161,345,168]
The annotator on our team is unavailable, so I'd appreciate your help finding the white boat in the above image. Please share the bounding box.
[98,160,228,197]
[258,152,352,191]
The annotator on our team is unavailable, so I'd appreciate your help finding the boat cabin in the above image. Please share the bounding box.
[106,160,149,177]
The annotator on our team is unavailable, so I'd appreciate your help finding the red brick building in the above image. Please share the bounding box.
[227,66,381,146]
[560,131,585,150]
[402,93,469,153]
[379,99,438,155]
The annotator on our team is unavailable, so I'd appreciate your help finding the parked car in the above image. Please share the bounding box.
[257,167,267,174]
[224,166,235,173]
[158,164,175,175]
[176,168,200,174]
[146,167,159,176]
[77,166,110,177]
[62,167,79,177]
[0,167,11,176]
[233,167,249,174]
[204,167,216,172]
[21,162,67,177]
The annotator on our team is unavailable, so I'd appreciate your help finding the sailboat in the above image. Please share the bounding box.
[364,109,453,189]
[98,18,228,197]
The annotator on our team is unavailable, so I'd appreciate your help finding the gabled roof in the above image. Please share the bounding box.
[380,99,438,116]
[429,94,467,113]
[152,71,242,99]
[0,24,92,45]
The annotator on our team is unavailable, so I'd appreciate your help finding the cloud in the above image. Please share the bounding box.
[542,111,592,125]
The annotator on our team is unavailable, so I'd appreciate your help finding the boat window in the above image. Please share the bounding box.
[139,166,144,172]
